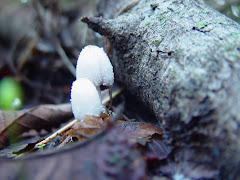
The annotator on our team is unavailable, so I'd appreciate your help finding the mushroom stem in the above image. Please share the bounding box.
[96,86,102,104]
[109,87,113,110]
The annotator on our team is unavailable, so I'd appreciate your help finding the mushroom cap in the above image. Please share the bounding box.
[76,45,114,87]
[70,78,102,121]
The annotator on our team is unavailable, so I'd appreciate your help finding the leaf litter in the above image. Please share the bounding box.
[0,86,170,180]
[0,103,73,150]
[0,87,171,179]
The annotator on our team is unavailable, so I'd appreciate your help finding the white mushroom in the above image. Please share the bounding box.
[70,78,102,121]
[76,45,114,98]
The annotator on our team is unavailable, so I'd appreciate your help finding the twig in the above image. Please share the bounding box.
[117,0,140,16]
[54,39,76,77]
[34,119,77,149]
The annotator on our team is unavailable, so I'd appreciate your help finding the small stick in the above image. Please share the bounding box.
[54,39,76,77]
[34,119,77,149]
[117,0,140,16]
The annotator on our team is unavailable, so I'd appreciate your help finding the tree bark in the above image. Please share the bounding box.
[82,0,240,179]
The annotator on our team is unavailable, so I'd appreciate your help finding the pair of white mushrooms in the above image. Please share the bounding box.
[70,45,114,121]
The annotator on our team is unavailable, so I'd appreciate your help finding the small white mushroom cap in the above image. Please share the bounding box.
[70,78,102,121]
[76,45,114,88]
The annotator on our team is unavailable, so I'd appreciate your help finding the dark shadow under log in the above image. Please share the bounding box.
[82,0,240,179]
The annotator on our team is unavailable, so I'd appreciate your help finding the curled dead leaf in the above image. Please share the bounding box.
[0,103,73,149]
[59,115,107,148]
[115,122,163,139]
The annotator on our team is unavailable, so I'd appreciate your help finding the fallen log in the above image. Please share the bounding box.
[82,0,240,179]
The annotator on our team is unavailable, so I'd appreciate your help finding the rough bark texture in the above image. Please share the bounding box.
[82,0,240,179]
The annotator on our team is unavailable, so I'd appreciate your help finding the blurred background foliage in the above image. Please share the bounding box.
[16,0,240,23]
[204,0,240,23]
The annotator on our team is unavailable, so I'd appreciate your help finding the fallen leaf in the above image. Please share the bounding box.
[114,121,171,162]
[73,115,105,129]
[59,115,106,147]
[0,109,28,131]
[12,139,40,155]
[0,103,73,149]
[115,122,164,140]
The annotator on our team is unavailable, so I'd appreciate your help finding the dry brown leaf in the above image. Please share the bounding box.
[114,122,170,161]
[0,103,73,149]
[115,121,163,139]
[64,128,101,142]
[12,139,40,155]
[59,115,106,147]
[0,109,28,131]
[73,115,105,129]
